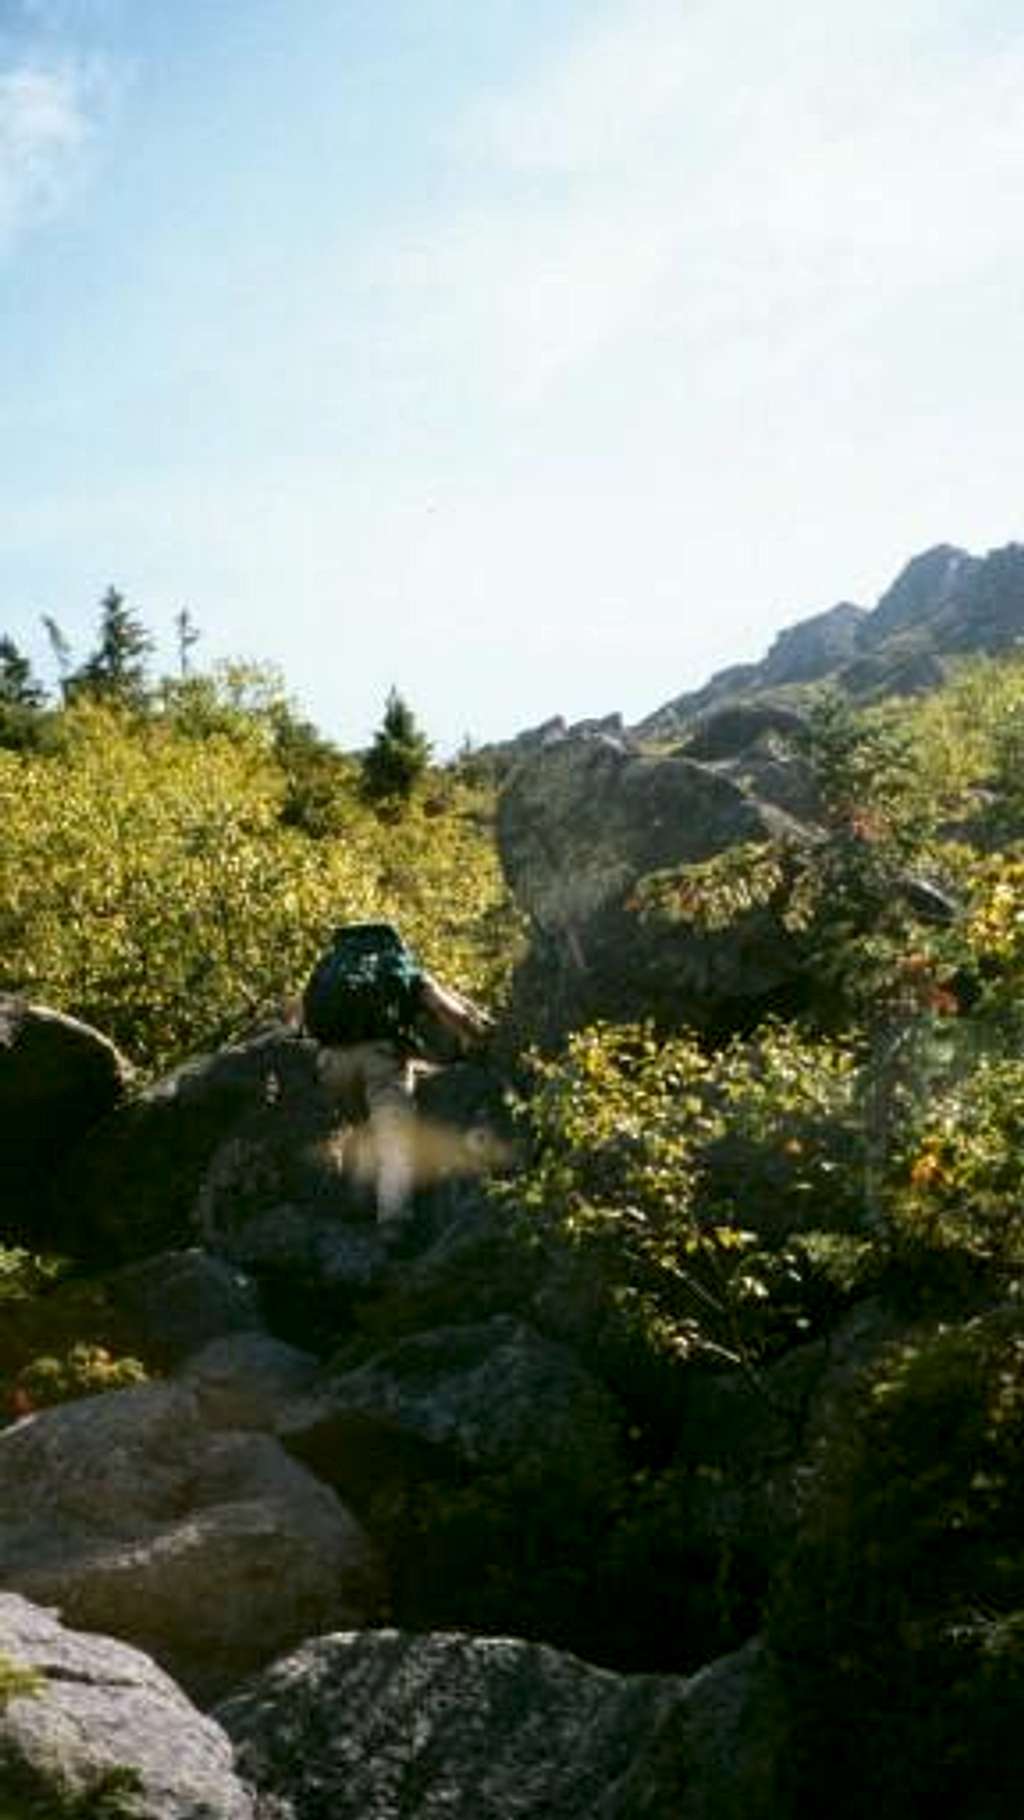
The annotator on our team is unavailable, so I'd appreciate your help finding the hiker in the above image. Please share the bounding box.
[302,922,492,1233]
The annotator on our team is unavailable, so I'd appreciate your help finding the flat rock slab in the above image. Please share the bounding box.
[0,1593,255,1818]
[219,1629,782,1820]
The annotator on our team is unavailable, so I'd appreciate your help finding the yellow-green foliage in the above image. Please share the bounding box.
[891,1050,1024,1267]
[507,1019,862,1366]
[899,650,1024,821]
[12,1344,147,1412]
[0,1249,152,1417]
[0,700,520,1070]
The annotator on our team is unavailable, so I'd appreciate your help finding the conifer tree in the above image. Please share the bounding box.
[360,686,432,803]
[0,634,48,750]
[70,587,153,709]
[0,635,45,708]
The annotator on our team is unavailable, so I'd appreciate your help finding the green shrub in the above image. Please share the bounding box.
[0,700,519,1071]
[769,1308,1024,1818]
[503,1019,864,1390]
[11,1343,147,1413]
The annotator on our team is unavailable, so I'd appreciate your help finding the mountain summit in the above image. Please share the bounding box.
[635,540,1024,741]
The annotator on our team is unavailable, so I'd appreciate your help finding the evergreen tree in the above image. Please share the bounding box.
[360,687,432,803]
[70,587,153,709]
[0,635,45,708]
[0,634,48,751]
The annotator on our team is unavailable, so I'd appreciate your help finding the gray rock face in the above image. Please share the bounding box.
[179,1332,322,1430]
[0,996,132,1242]
[758,601,867,686]
[497,736,805,1036]
[0,1379,384,1701]
[0,1593,255,1818]
[635,541,1024,747]
[278,1316,624,1500]
[679,704,809,764]
[860,543,975,646]
[219,1628,781,1820]
[56,1025,376,1267]
[103,1248,266,1367]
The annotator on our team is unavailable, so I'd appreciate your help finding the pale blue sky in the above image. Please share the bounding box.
[2,0,1022,751]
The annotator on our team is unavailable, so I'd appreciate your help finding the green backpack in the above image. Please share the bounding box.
[302,922,424,1046]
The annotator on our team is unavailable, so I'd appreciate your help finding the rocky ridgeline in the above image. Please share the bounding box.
[0,713,883,1817]
[468,541,1024,773]
[634,540,1024,741]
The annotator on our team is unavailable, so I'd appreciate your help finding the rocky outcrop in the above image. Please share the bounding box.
[275,1315,624,1500]
[55,1027,324,1263]
[102,1248,266,1368]
[0,1379,384,1701]
[468,712,630,783]
[634,541,1024,743]
[176,1316,625,1526]
[0,996,132,1243]
[219,1628,782,1820]
[0,1593,255,1818]
[498,735,807,1038]
[679,704,809,763]
[56,1028,507,1312]
[859,544,976,646]
[759,600,867,686]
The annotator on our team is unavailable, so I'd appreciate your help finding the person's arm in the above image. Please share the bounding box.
[419,971,494,1047]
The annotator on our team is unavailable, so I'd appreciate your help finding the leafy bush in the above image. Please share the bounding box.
[10,1343,147,1414]
[0,700,520,1070]
[504,1019,864,1386]
[770,1308,1024,1818]
[0,1248,155,1418]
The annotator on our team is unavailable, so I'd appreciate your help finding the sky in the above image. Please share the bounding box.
[1,0,1022,753]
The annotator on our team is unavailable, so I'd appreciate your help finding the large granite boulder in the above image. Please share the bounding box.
[0,1378,384,1702]
[0,996,132,1244]
[179,1316,625,1526]
[57,1027,507,1307]
[0,1593,256,1818]
[218,1628,783,1820]
[55,1026,326,1263]
[100,1248,266,1369]
[497,736,808,1039]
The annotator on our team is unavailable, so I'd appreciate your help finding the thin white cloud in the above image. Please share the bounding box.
[373,0,1024,408]
[0,0,122,250]
[0,61,92,242]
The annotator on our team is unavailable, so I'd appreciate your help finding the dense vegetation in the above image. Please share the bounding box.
[5,596,1024,1811]
[0,605,516,1072]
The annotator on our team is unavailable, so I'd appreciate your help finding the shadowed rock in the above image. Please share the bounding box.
[0,996,132,1243]
[218,1628,783,1820]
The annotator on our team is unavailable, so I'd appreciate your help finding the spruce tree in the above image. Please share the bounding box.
[0,634,48,750]
[70,587,153,709]
[360,687,432,803]
[0,635,45,708]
